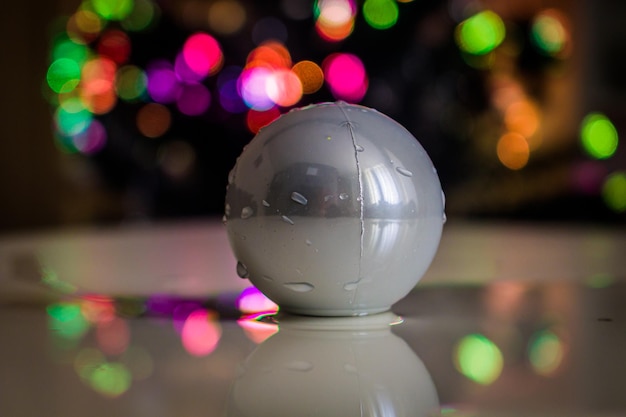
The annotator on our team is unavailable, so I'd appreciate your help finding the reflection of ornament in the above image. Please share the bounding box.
[226,313,439,416]
[225,102,445,316]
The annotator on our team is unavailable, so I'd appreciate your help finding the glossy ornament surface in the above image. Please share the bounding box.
[224,102,444,316]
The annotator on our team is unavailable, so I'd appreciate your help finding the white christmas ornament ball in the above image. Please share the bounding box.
[224,102,445,316]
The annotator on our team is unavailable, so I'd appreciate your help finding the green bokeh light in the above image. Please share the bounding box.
[455,334,503,385]
[55,104,93,136]
[363,0,399,30]
[52,38,90,66]
[116,65,147,101]
[121,0,157,31]
[602,172,626,212]
[528,330,563,375]
[92,0,134,21]
[89,362,132,397]
[531,15,565,56]
[456,10,505,55]
[47,58,81,93]
[47,302,89,340]
[581,113,619,159]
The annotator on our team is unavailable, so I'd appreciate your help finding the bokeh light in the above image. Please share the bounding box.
[528,330,564,376]
[97,29,131,64]
[292,60,324,94]
[92,0,134,21]
[71,118,107,154]
[323,53,368,102]
[208,0,247,35]
[121,0,159,31]
[266,68,302,107]
[252,17,288,45]
[246,107,281,134]
[116,65,147,101]
[89,362,132,397]
[497,132,530,170]
[51,37,90,66]
[362,0,399,30]
[314,0,356,41]
[602,172,626,212]
[504,99,541,148]
[239,66,275,110]
[182,32,224,78]
[67,10,103,44]
[181,309,222,356]
[146,60,180,103]
[47,58,81,93]
[456,10,505,56]
[580,112,619,160]
[96,316,131,355]
[455,334,504,385]
[136,103,171,138]
[55,103,93,136]
[176,82,211,116]
[531,9,570,57]
[218,66,247,113]
[47,302,90,341]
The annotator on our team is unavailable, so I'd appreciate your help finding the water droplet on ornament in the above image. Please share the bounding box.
[236,261,249,278]
[339,193,349,200]
[222,215,227,224]
[290,191,308,205]
[343,282,358,291]
[355,144,364,152]
[396,167,413,177]
[283,282,314,292]
[305,239,312,246]
[281,215,294,225]
[262,200,270,207]
[241,206,253,219]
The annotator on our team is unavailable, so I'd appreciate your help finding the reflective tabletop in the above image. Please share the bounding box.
[1,219,625,416]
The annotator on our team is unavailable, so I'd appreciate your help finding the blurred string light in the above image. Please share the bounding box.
[530,9,571,58]
[580,112,619,160]
[602,172,626,212]
[46,0,378,159]
[454,333,504,385]
[455,10,505,56]
[314,0,357,41]
[362,0,399,30]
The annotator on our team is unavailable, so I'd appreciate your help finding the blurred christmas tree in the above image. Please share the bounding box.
[45,0,625,223]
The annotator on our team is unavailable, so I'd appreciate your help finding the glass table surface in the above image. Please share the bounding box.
[1,219,625,417]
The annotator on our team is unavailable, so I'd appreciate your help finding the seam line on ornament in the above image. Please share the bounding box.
[337,103,364,307]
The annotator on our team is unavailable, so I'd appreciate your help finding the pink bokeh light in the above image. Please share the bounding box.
[323,52,368,102]
[182,33,223,79]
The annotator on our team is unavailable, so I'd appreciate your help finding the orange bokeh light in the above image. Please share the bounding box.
[497,132,530,170]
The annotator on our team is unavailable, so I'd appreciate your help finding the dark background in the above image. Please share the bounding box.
[1,0,624,233]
